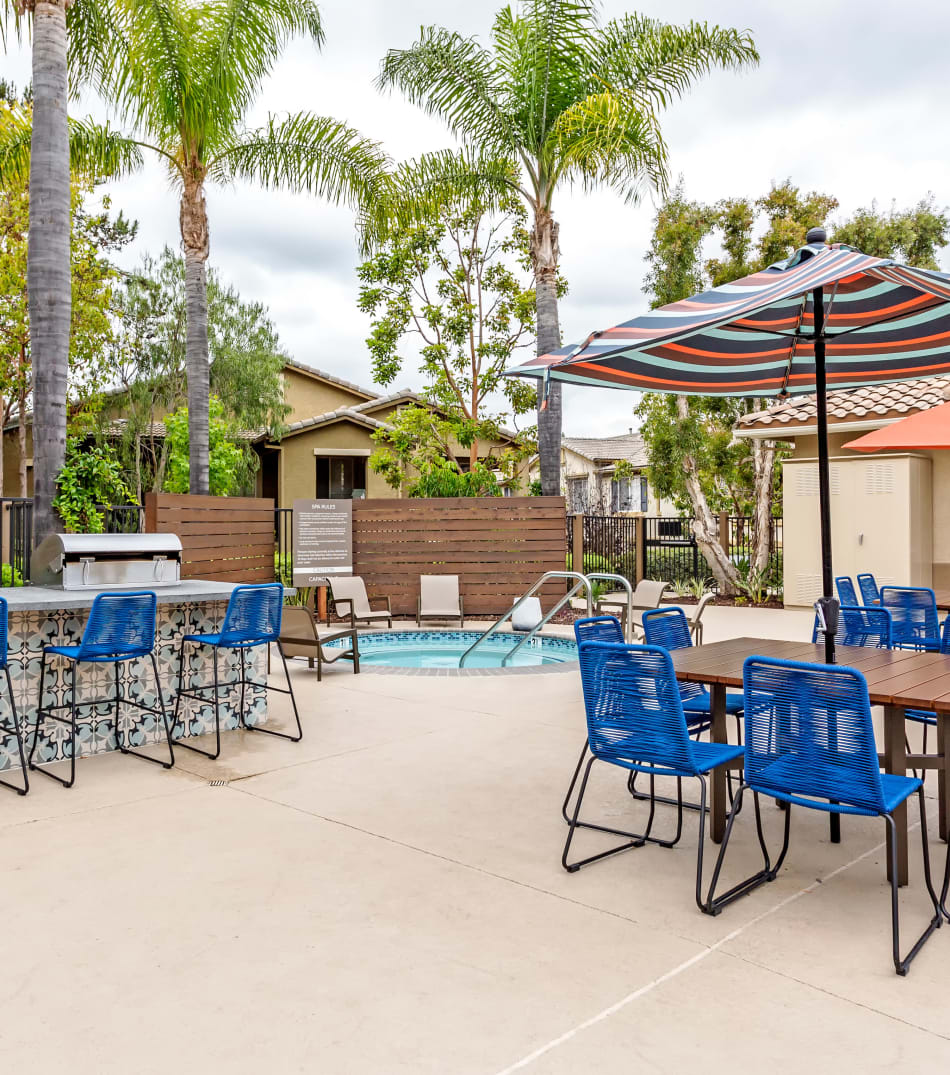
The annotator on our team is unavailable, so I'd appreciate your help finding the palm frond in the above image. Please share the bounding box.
[377,26,515,152]
[594,14,759,109]
[372,148,521,244]
[198,0,324,147]
[89,0,194,148]
[67,119,145,181]
[208,112,390,249]
[547,90,669,205]
[0,104,145,184]
[505,0,599,144]
[0,98,31,184]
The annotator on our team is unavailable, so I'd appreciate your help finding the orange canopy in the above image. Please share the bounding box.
[844,398,950,452]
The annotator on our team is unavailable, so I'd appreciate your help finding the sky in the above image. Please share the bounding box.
[5,0,950,436]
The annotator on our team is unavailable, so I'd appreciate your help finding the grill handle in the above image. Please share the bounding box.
[153,555,167,582]
[79,557,94,587]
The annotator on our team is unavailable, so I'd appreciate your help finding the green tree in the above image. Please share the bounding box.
[0,93,137,496]
[162,397,247,497]
[104,247,290,500]
[358,173,538,474]
[378,1,758,494]
[52,436,132,533]
[638,181,949,590]
[75,0,389,496]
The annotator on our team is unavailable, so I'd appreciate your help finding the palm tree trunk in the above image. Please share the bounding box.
[18,374,28,498]
[180,176,210,495]
[531,206,562,496]
[28,0,71,548]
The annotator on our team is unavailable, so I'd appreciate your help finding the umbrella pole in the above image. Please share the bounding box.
[814,284,841,845]
[813,285,836,665]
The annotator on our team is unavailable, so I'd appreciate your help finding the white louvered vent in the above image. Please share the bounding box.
[795,466,818,496]
[796,574,822,605]
[793,465,841,496]
[865,463,896,495]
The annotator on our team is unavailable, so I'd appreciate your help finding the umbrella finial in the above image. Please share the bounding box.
[806,226,827,245]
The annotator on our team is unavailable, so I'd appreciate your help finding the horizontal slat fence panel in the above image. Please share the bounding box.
[352,497,566,616]
[145,492,275,584]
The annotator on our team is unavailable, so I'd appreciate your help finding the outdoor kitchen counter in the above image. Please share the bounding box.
[0,581,271,773]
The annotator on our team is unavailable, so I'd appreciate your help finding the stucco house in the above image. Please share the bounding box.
[735,375,950,607]
[0,359,528,505]
[530,430,674,515]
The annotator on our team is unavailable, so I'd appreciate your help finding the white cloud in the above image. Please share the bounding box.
[6,0,950,440]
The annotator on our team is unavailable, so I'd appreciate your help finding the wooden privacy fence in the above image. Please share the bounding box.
[351,497,566,617]
[144,492,275,583]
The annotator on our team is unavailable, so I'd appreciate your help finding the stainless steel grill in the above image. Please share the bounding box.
[31,533,183,589]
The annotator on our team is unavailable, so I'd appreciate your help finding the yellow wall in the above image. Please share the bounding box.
[281,367,373,424]
[1,426,33,497]
[277,421,393,507]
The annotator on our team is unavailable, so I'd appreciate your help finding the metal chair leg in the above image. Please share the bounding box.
[172,642,223,760]
[888,791,943,975]
[29,655,81,788]
[702,785,791,915]
[0,663,28,795]
[244,641,303,742]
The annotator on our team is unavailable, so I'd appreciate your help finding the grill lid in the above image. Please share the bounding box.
[31,532,184,587]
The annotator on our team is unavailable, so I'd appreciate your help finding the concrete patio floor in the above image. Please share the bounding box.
[3,604,950,1072]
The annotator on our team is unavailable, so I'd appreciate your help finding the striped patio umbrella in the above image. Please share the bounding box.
[507,230,950,661]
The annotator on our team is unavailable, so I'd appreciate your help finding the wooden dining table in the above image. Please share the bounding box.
[932,589,950,612]
[670,637,950,886]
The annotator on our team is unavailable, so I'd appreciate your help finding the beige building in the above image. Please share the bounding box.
[531,431,674,515]
[736,376,950,608]
[1,359,528,506]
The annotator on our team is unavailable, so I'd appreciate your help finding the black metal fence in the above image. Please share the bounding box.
[566,513,783,594]
[275,507,292,586]
[0,498,143,586]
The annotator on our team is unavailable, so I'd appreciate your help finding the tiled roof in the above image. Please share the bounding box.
[563,433,649,468]
[102,419,262,441]
[282,358,378,400]
[279,407,389,436]
[735,375,950,434]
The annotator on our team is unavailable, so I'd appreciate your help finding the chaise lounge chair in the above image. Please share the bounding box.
[278,604,360,681]
[597,578,670,639]
[328,576,393,629]
[417,574,464,627]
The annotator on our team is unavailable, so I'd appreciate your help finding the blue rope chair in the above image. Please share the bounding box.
[173,584,301,759]
[563,641,743,909]
[835,576,859,606]
[0,596,27,795]
[702,656,945,975]
[810,605,892,647]
[640,607,744,808]
[881,586,941,651]
[904,617,950,760]
[28,591,173,789]
[857,573,881,605]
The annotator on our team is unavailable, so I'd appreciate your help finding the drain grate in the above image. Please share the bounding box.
[208,779,229,787]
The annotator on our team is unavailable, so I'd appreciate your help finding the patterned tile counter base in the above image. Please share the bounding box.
[0,601,267,772]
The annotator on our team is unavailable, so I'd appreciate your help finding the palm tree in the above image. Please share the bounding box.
[80,0,389,495]
[2,1,128,544]
[379,0,758,495]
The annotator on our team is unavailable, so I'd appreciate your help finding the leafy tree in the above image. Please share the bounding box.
[52,436,132,533]
[103,247,290,500]
[358,175,538,473]
[638,180,949,591]
[162,397,247,497]
[378,1,758,494]
[69,0,389,497]
[368,402,529,495]
[0,93,136,496]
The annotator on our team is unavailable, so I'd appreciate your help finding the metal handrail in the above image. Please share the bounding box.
[585,573,634,642]
[459,571,592,669]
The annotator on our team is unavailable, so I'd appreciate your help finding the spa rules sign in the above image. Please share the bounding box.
[292,499,353,585]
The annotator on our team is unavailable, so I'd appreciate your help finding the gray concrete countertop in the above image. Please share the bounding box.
[0,580,244,612]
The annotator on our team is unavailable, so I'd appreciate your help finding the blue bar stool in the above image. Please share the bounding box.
[173,583,301,760]
[0,595,28,795]
[28,590,174,789]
